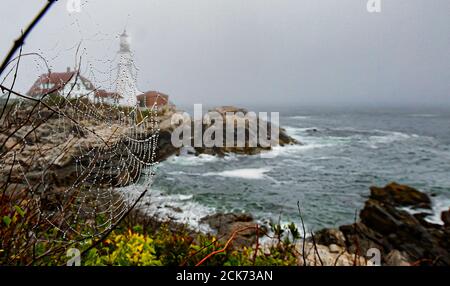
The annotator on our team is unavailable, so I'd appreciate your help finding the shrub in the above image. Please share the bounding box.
[83,230,162,266]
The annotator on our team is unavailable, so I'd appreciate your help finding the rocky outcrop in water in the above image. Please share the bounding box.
[158,106,299,158]
[315,182,450,266]
[369,182,431,209]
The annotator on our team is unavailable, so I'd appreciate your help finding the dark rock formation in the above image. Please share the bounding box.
[156,129,178,161]
[442,208,450,227]
[314,228,346,247]
[208,106,298,148]
[200,213,264,247]
[316,182,450,266]
[369,182,431,209]
[157,106,299,159]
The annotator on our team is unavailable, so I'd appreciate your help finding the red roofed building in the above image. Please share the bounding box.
[27,67,95,100]
[26,69,174,108]
[137,91,171,109]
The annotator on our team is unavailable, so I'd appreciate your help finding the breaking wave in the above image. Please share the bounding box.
[118,185,215,232]
[203,168,271,180]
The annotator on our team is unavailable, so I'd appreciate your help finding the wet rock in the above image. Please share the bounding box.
[294,242,366,266]
[328,244,341,254]
[200,213,262,248]
[370,182,431,209]
[213,106,249,115]
[156,129,178,161]
[385,250,410,266]
[413,213,441,229]
[157,106,299,159]
[201,213,253,226]
[338,222,386,255]
[328,183,450,266]
[314,228,346,247]
[359,199,419,235]
[441,208,450,227]
[166,205,183,213]
[0,133,17,151]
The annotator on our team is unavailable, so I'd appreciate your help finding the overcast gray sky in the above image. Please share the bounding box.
[1,0,449,108]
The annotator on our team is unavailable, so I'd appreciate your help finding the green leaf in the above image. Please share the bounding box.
[2,216,11,226]
[14,205,25,217]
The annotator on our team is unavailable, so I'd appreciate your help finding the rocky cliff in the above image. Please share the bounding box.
[157,106,298,159]
[314,182,450,266]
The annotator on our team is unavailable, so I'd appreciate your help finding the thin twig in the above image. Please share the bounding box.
[352,209,361,266]
[297,201,307,266]
[310,230,324,266]
[333,250,346,266]
[0,42,22,121]
[252,224,259,265]
[195,226,257,267]
[0,0,57,77]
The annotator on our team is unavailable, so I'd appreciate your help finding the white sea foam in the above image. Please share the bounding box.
[283,126,320,135]
[368,130,417,148]
[204,168,271,180]
[166,154,221,166]
[289,116,312,120]
[282,127,304,142]
[399,196,450,226]
[118,186,214,232]
[409,114,439,118]
[270,142,330,156]
[426,197,450,225]
[261,126,334,158]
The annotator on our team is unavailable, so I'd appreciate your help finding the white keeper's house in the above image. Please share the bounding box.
[27,67,96,100]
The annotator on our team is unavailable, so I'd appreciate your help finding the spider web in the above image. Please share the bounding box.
[0,35,161,243]
[39,95,160,240]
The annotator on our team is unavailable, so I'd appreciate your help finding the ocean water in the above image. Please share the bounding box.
[142,107,450,231]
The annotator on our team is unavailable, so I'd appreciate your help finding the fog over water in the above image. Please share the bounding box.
[1,0,449,108]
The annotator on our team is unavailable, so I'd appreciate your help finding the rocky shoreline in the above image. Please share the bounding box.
[0,104,297,209]
[199,182,450,266]
[314,182,450,266]
[2,103,449,266]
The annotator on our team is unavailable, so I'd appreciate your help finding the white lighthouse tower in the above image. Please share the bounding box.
[116,30,139,107]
